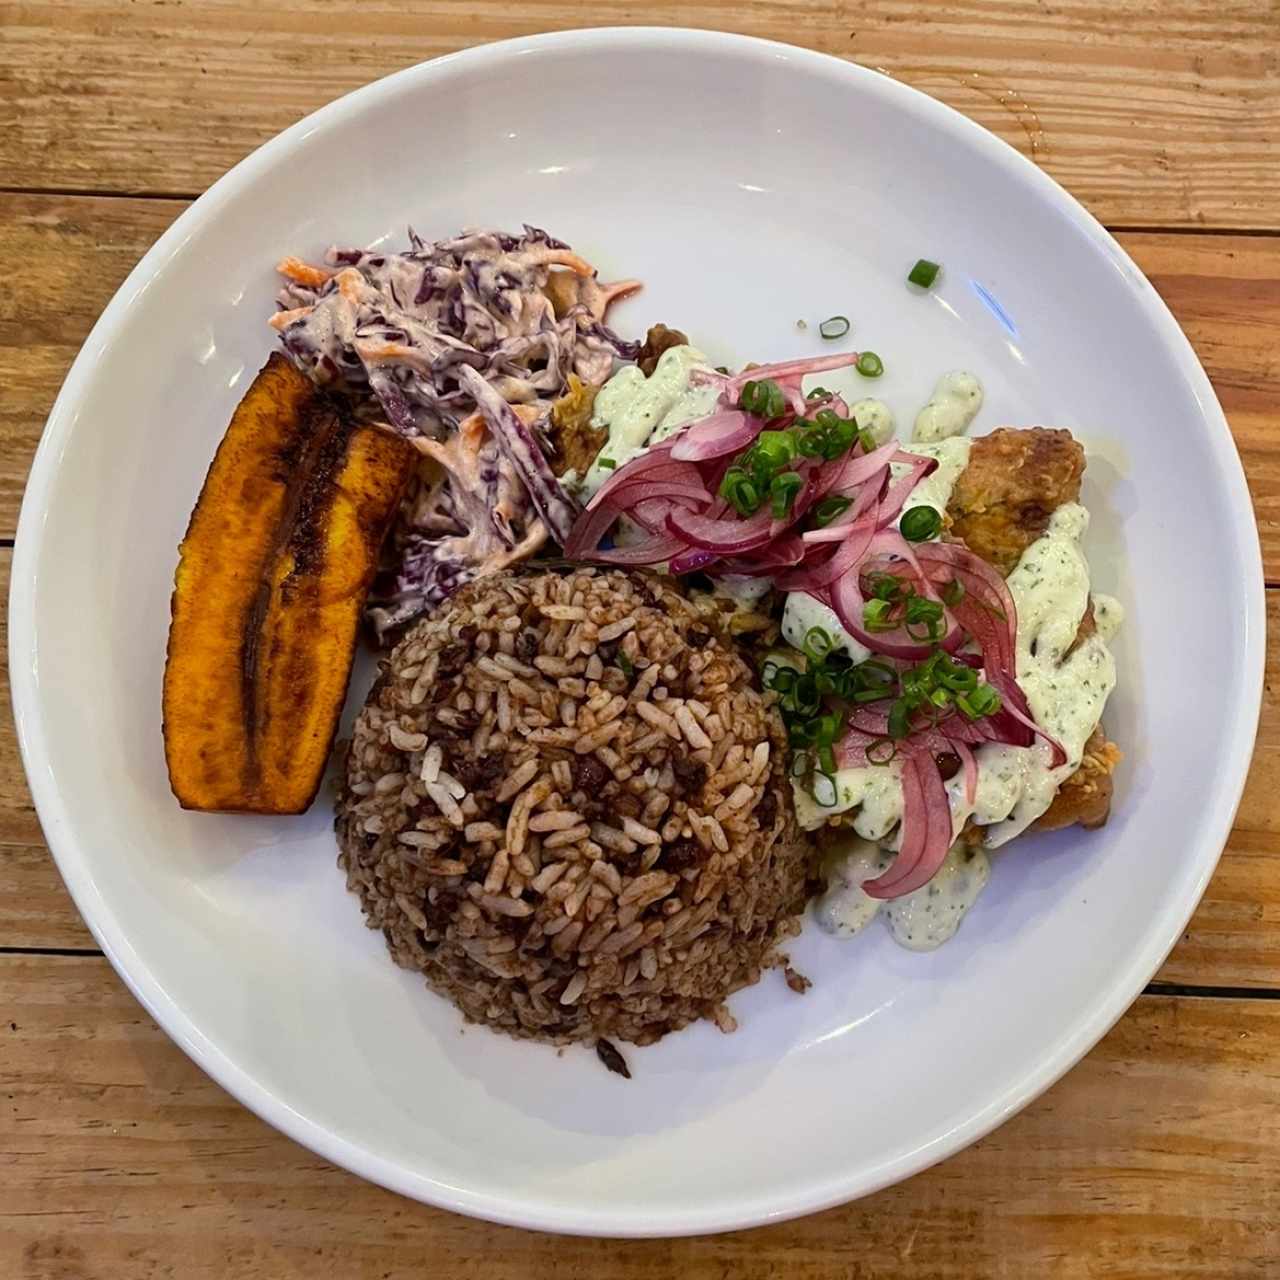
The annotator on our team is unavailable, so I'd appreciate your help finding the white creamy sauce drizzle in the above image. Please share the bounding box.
[913,371,984,442]
[580,345,720,498]
[805,503,1121,948]
[798,501,1120,842]
[851,398,895,446]
[782,593,872,664]
[814,836,991,950]
[892,437,973,525]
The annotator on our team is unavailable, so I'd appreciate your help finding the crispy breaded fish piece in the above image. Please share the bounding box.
[949,427,1086,574]
[944,426,1119,833]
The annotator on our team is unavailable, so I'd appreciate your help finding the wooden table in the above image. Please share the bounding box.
[3,2,1279,1274]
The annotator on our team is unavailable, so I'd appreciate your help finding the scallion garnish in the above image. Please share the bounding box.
[862,598,897,632]
[739,378,787,420]
[719,467,762,516]
[812,495,852,527]
[856,351,884,378]
[958,684,1002,720]
[598,457,616,470]
[770,470,803,518]
[900,506,942,542]
[908,258,941,289]
[818,315,851,340]
[754,429,799,473]
[803,626,834,663]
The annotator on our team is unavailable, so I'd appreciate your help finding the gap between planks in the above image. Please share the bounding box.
[0,952,1277,1001]
[6,181,1280,241]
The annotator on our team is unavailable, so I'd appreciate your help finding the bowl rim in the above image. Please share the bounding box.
[8,25,1265,1237]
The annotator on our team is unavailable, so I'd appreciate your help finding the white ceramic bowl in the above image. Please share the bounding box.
[11,29,1263,1236]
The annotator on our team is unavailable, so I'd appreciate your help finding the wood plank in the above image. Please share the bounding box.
[2,1,1278,228]
[2,566,1279,981]
[1,955,1277,1277]
[0,552,44,855]
[3,195,1279,562]
[1124,233,1280,578]
[0,194,185,535]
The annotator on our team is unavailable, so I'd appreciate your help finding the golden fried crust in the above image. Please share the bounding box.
[548,375,604,477]
[948,427,1085,575]
[1034,727,1122,831]
[946,428,1119,833]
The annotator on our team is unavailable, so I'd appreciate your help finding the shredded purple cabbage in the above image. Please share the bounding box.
[271,225,639,640]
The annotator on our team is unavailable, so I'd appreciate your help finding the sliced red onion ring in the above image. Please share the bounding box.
[666,506,774,554]
[669,410,758,462]
[863,749,955,899]
[954,741,978,808]
[723,350,861,396]
[779,518,879,592]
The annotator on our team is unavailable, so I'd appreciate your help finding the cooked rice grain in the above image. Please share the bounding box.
[335,568,812,1047]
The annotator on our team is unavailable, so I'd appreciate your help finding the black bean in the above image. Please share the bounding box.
[596,1038,632,1079]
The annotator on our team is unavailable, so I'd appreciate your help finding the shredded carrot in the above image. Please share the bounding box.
[335,268,368,304]
[275,256,335,289]
[267,305,313,331]
[541,249,596,278]
[355,341,418,363]
[588,277,643,321]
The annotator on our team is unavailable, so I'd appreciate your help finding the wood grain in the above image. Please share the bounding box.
[2,1,1279,229]
[2,193,1279,563]
[1,955,1277,1278]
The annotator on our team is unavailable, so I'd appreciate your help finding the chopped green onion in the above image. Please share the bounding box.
[908,258,941,289]
[597,457,616,470]
[904,593,945,641]
[939,578,965,607]
[856,351,884,378]
[617,652,634,677]
[818,315,851,340]
[812,495,852,527]
[803,626,833,663]
[821,418,857,460]
[862,598,897,632]
[770,470,803,518]
[958,684,1002,720]
[754,429,799,473]
[887,698,911,740]
[938,664,978,694]
[807,386,832,400]
[817,744,838,775]
[739,378,787,420]
[791,749,812,778]
[811,772,838,807]
[900,506,942,542]
[720,468,762,516]
[796,429,827,459]
[869,573,904,602]
[866,738,897,765]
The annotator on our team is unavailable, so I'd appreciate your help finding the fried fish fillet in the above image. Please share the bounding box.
[949,427,1086,574]
[945,426,1120,833]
